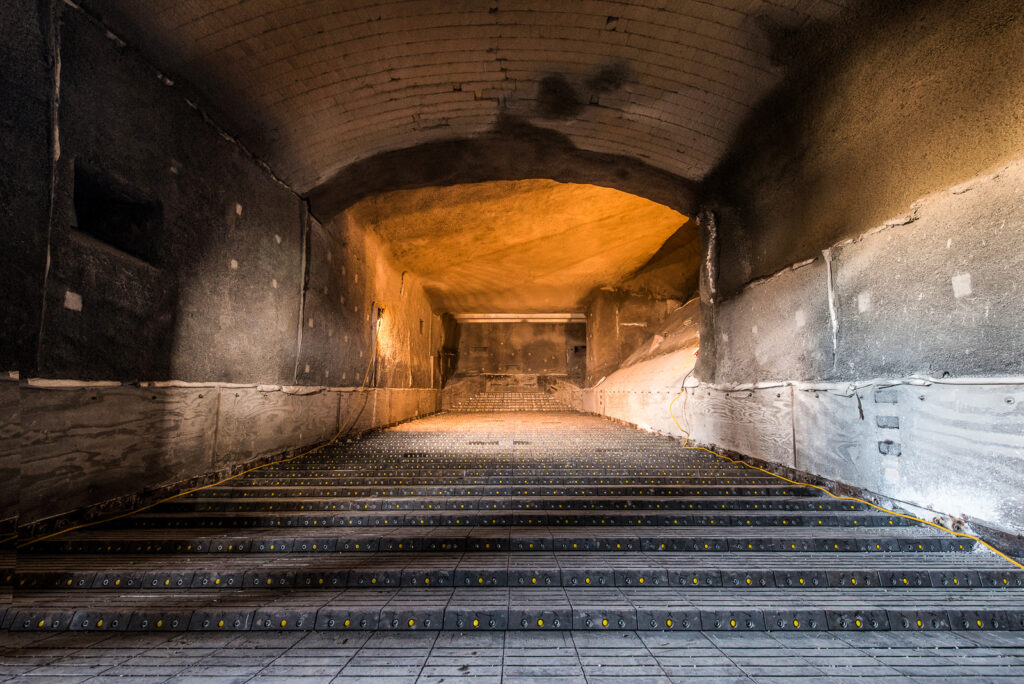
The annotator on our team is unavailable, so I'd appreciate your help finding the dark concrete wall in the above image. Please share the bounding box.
[38,5,305,383]
[297,214,442,390]
[3,1,440,389]
[702,0,1024,384]
[585,290,683,386]
[2,3,443,535]
[0,0,51,376]
[706,0,1024,297]
[454,322,585,384]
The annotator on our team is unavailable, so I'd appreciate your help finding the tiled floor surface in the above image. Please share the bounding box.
[4,628,1024,682]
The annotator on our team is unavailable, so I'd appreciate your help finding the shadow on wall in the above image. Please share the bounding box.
[3,4,444,542]
[704,0,1024,294]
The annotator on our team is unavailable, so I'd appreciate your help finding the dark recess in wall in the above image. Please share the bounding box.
[73,162,162,266]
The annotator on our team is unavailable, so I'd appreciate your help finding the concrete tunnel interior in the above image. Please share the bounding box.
[2,0,1024,669]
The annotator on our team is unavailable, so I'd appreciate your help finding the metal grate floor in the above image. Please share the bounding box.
[7,412,1024,644]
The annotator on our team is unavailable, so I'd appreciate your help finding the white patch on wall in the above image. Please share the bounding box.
[230,259,238,270]
[857,291,871,312]
[751,325,758,335]
[794,309,806,328]
[884,467,900,483]
[274,234,281,244]
[271,279,278,289]
[304,364,310,373]
[307,317,314,328]
[946,238,952,249]
[63,290,82,312]
[951,273,972,299]
[354,274,358,283]
[235,204,243,216]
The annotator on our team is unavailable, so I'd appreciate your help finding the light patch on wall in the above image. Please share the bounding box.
[857,291,871,312]
[308,317,314,328]
[951,273,973,298]
[274,234,282,244]
[64,290,83,312]
[884,467,900,483]
[230,259,238,270]
[794,309,806,328]
[235,203,243,216]
[271,279,278,288]
[751,325,758,335]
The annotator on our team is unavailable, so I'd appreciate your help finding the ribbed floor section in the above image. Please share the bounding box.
[8,412,1024,636]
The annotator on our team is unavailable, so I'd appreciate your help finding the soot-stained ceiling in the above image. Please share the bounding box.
[346,180,688,313]
[80,0,848,194]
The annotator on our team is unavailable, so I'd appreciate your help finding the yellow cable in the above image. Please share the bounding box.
[668,382,1024,570]
[18,341,379,549]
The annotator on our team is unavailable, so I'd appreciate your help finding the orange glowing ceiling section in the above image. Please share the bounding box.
[346,180,688,313]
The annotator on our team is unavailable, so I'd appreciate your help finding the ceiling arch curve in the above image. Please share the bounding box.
[82,0,848,195]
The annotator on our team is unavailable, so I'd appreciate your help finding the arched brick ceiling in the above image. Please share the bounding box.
[83,0,847,195]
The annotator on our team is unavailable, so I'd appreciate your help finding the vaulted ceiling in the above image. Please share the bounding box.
[83,0,848,195]
[347,180,687,312]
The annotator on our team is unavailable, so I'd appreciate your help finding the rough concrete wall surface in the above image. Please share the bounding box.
[2,3,446,536]
[0,0,52,375]
[713,158,1024,385]
[15,382,439,532]
[38,6,305,384]
[585,289,683,385]
[590,162,1024,535]
[708,0,1024,295]
[297,214,441,390]
[454,322,581,378]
